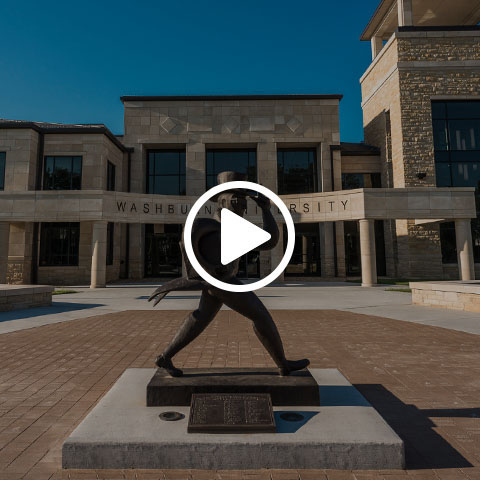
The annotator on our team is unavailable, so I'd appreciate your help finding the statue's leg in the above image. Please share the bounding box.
[156,289,223,377]
[212,285,309,376]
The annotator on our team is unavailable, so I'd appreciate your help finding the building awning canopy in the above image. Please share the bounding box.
[361,0,480,41]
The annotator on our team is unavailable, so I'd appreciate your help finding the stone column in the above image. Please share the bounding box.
[186,140,206,196]
[0,222,10,284]
[359,219,377,287]
[270,225,284,282]
[455,219,475,281]
[323,222,336,278]
[335,221,346,278]
[90,221,108,288]
[397,0,413,26]
[371,36,383,60]
[128,224,144,279]
[257,142,277,192]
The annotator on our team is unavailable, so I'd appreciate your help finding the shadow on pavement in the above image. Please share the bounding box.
[0,302,105,322]
[355,383,473,470]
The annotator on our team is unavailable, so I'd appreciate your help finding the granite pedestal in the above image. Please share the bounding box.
[62,368,405,470]
[147,368,320,406]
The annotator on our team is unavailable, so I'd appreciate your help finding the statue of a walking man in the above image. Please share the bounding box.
[149,171,310,377]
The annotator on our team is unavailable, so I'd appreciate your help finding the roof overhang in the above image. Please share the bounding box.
[361,0,480,41]
[0,121,131,153]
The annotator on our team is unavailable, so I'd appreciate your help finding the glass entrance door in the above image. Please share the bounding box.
[284,223,321,276]
[144,224,182,277]
[237,251,260,279]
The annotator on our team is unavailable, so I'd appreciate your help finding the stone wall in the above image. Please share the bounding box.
[0,285,53,312]
[340,155,381,174]
[0,129,39,191]
[411,281,480,313]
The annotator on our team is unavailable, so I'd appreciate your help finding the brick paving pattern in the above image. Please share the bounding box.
[0,309,479,479]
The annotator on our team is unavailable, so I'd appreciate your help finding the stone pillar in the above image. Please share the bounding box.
[128,223,144,279]
[257,142,277,192]
[359,219,377,287]
[90,221,108,288]
[371,36,383,60]
[0,223,10,284]
[323,222,336,278]
[455,219,475,281]
[7,223,34,284]
[397,0,413,26]
[335,221,346,278]
[270,225,284,282]
[186,140,206,196]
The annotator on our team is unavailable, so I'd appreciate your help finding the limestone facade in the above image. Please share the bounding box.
[361,28,480,279]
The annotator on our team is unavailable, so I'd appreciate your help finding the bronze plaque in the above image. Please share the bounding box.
[188,393,276,433]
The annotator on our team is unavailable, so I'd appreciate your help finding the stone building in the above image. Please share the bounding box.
[360,0,480,279]
[0,0,478,288]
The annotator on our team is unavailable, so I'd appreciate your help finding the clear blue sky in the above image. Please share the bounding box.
[0,0,380,142]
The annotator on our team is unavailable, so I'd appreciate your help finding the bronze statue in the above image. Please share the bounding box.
[149,171,310,377]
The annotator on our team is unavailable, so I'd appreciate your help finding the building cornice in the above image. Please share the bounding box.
[120,94,343,103]
[0,121,132,153]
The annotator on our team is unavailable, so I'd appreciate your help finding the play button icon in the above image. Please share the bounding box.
[184,180,295,293]
[220,209,271,265]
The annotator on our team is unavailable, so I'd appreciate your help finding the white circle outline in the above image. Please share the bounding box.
[184,181,295,293]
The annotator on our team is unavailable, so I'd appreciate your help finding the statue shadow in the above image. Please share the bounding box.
[355,383,474,469]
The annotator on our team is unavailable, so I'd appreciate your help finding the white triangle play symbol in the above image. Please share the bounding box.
[220,209,271,265]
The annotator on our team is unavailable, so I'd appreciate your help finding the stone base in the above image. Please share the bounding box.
[147,367,320,406]
[411,281,480,313]
[62,368,404,470]
[0,285,53,312]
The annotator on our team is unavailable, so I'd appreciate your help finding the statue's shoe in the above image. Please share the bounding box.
[280,358,310,376]
[155,355,183,377]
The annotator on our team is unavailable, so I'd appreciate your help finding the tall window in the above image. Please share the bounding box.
[43,156,82,190]
[106,222,114,265]
[277,149,317,195]
[107,161,116,191]
[206,149,257,189]
[39,222,80,266]
[147,150,185,195]
[0,152,5,190]
[432,101,480,263]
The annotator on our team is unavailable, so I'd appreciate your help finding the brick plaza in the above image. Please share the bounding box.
[0,308,479,479]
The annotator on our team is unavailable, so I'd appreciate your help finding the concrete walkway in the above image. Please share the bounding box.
[0,281,478,335]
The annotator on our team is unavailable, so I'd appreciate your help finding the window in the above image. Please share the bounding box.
[0,152,5,190]
[147,150,185,195]
[277,149,317,195]
[107,161,116,191]
[106,222,114,265]
[432,101,480,263]
[39,222,80,266]
[43,156,82,190]
[342,173,381,190]
[206,149,257,189]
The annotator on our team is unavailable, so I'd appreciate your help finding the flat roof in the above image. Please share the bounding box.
[120,94,343,102]
[361,0,480,41]
[340,142,380,156]
[0,119,131,153]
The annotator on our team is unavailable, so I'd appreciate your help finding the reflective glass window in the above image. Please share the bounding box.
[146,150,186,195]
